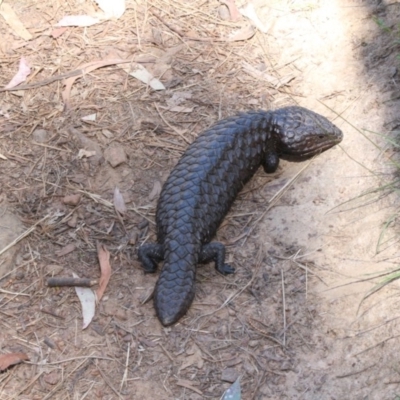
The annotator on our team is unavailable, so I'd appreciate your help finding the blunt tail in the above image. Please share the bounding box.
[154,251,198,326]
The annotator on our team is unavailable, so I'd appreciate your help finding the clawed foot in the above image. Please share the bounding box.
[217,263,235,275]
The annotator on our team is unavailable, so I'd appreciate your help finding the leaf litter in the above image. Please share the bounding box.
[4,57,31,89]
[0,353,29,371]
[0,0,362,398]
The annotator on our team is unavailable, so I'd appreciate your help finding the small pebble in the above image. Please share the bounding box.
[123,334,133,342]
[104,145,127,167]
[129,230,139,245]
[63,194,81,206]
[221,368,239,383]
[15,271,24,280]
[44,371,59,385]
[67,213,78,228]
[32,128,49,143]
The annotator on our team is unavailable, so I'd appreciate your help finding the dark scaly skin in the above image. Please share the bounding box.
[138,106,343,326]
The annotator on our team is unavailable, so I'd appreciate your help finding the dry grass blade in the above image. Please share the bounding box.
[322,266,400,293]
[0,215,49,257]
[357,269,400,314]
[62,59,132,108]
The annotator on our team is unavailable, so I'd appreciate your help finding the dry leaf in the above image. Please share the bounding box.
[101,129,114,138]
[51,27,68,38]
[56,243,76,257]
[240,3,269,33]
[78,149,96,158]
[220,0,242,21]
[62,58,130,108]
[81,113,97,121]
[222,378,241,400]
[96,242,111,302]
[0,353,29,371]
[169,106,194,113]
[179,345,203,371]
[113,187,127,214]
[227,25,256,42]
[0,3,32,40]
[56,15,101,27]
[149,181,162,201]
[121,63,165,91]
[73,273,96,329]
[5,57,31,89]
[95,0,126,18]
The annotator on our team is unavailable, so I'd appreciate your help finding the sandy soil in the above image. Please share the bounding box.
[1,0,400,399]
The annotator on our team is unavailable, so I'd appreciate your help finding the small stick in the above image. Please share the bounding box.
[47,277,98,287]
[120,342,130,391]
[97,365,124,399]
[158,343,174,362]
[281,269,286,347]
[10,372,43,400]
[153,102,191,144]
[336,363,376,379]
[40,308,65,319]
[247,317,283,347]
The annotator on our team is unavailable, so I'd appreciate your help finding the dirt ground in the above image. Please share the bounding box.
[1,0,400,399]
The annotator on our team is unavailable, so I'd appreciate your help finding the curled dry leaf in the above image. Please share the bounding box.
[227,25,256,42]
[5,57,31,89]
[113,187,127,214]
[73,273,96,329]
[0,353,29,371]
[149,181,162,202]
[96,242,111,302]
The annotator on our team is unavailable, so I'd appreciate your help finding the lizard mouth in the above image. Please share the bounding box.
[280,132,343,161]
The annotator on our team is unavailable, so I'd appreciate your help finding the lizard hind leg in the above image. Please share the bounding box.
[199,242,235,275]
[138,243,164,273]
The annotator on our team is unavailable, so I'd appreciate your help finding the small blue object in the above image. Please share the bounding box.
[222,378,241,400]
